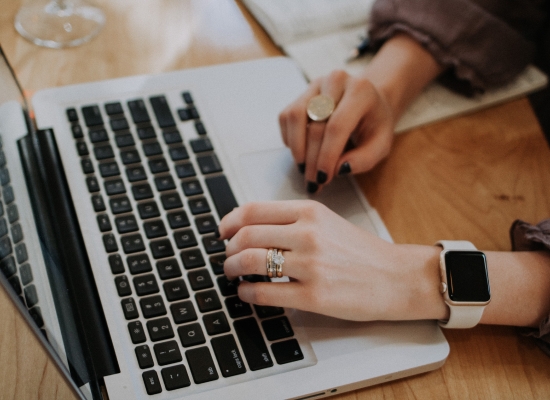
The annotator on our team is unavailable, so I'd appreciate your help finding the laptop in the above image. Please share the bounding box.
[0,46,448,400]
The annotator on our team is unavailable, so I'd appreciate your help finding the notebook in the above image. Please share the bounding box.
[0,47,448,400]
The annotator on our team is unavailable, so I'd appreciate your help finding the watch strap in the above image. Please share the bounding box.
[436,240,477,251]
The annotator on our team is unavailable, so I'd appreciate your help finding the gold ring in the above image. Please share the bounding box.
[307,94,335,122]
[266,249,275,278]
[272,249,285,278]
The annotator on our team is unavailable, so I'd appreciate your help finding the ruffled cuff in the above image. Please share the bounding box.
[510,219,550,356]
[368,0,536,94]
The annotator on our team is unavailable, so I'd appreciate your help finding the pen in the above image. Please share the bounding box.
[346,36,371,62]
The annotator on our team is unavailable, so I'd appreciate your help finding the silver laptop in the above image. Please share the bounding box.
[0,46,448,400]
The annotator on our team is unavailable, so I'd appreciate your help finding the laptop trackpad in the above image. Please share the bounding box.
[238,148,378,234]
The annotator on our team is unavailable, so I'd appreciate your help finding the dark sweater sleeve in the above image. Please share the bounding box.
[368,0,539,93]
[510,219,550,356]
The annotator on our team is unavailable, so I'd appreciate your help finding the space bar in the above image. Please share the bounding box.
[204,175,239,219]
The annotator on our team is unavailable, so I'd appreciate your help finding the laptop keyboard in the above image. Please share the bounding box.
[66,92,305,395]
[0,136,45,331]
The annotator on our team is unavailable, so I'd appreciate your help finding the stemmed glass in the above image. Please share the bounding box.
[15,0,105,49]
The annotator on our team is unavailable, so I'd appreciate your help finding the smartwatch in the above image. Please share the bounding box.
[436,240,491,329]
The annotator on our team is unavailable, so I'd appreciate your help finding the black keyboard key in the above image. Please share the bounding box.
[115,133,135,148]
[143,219,167,239]
[182,179,203,196]
[173,229,197,249]
[105,179,126,195]
[182,91,193,104]
[233,317,273,371]
[97,214,112,232]
[28,306,43,327]
[186,347,218,384]
[110,196,132,214]
[110,117,129,131]
[132,183,153,200]
[19,263,33,285]
[178,323,205,348]
[105,102,123,115]
[154,175,176,191]
[163,129,182,144]
[103,234,118,253]
[190,138,213,153]
[6,204,18,223]
[91,194,106,211]
[66,108,78,122]
[0,218,6,237]
[81,105,103,127]
[86,176,100,193]
[71,124,83,139]
[169,146,189,161]
[0,237,12,260]
[121,297,139,320]
[89,128,109,143]
[3,186,14,204]
[188,107,200,120]
[205,175,238,219]
[120,150,141,165]
[14,243,28,264]
[147,317,174,341]
[11,223,23,243]
[94,144,114,160]
[134,274,160,296]
[140,295,166,318]
[167,210,190,229]
[225,296,253,319]
[127,253,152,275]
[121,233,145,254]
[137,126,156,140]
[175,162,195,179]
[135,345,154,369]
[170,300,197,324]
[254,305,284,319]
[262,316,294,341]
[138,201,160,219]
[114,275,132,297]
[195,215,216,234]
[150,95,176,128]
[217,276,238,296]
[24,284,39,307]
[211,334,247,377]
[0,168,9,186]
[180,248,205,269]
[197,154,222,175]
[271,339,304,365]
[149,158,169,174]
[156,258,181,280]
[202,235,225,254]
[161,364,191,391]
[115,215,139,234]
[188,197,210,215]
[126,166,147,182]
[163,279,189,301]
[203,311,230,336]
[108,254,125,274]
[143,141,162,156]
[209,254,226,275]
[128,321,147,344]
[9,275,21,295]
[188,269,213,291]
[99,161,120,177]
[142,370,162,395]
[194,120,207,136]
[160,192,183,210]
[195,289,221,313]
[150,239,174,259]
[128,99,151,124]
[81,159,94,174]
[154,340,182,366]
[177,109,191,121]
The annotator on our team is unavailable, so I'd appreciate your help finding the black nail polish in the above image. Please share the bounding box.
[338,162,351,175]
[214,226,220,238]
[298,163,306,174]
[316,170,327,184]
[306,181,318,194]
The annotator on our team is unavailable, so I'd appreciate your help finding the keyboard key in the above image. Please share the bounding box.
[137,126,156,140]
[115,133,135,148]
[197,154,222,175]
[188,197,210,215]
[148,158,169,174]
[81,105,103,127]
[71,124,83,138]
[121,233,145,254]
[9,275,21,295]
[132,183,153,200]
[225,296,253,319]
[175,162,196,179]
[163,129,182,144]
[115,215,138,234]
[186,347,218,384]
[114,275,132,297]
[93,144,114,160]
[154,175,176,191]
[161,364,191,391]
[128,321,147,344]
[99,161,120,177]
[127,253,152,275]
[202,235,225,254]
[97,214,112,232]
[120,150,141,165]
[110,196,132,214]
[142,370,162,395]
[209,254,226,275]
[0,218,7,237]
[154,340,182,366]
[143,219,167,239]
[254,305,284,319]
[203,311,230,336]
[126,166,147,182]
[233,317,273,371]
[128,99,151,124]
[105,102,123,115]
[177,108,191,121]
[135,344,154,369]
[0,237,12,260]
[24,285,39,307]
[6,204,18,223]
[180,248,205,269]
[178,323,205,348]
[138,201,160,219]
[121,297,139,320]
[19,263,33,285]
[205,175,239,219]
[110,117,129,131]
[0,168,9,186]
[66,108,78,122]
[103,234,118,253]
[262,316,294,341]
[188,107,200,120]
[147,317,174,341]
[11,223,23,243]
[81,159,94,174]
[173,229,197,249]
[140,295,167,318]
[160,192,183,210]
[190,138,213,153]
[150,239,174,259]
[195,215,216,234]
[167,211,190,229]
[169,146,189,161]
[3,186,13,204]
[14,243,28,264]
[91,194,106,211]
[170,300,197,324]
[150,95,176,128]
[28,306,43,327]
[143,141,162,156]
[211,334,247,377]
[188,269,213,291]
[86,176,100,193]
[195,289,221,313]
[105,179,126,195]
[89,128,109,143]
[163,279,189,301]
[134,274,160,296]
[271,339,304,365]
[182,179,203,196]
[156,258,181,280]
[217,276,238,296]
[182,91,193,104]
[194,120,207,136]
[108,254,125,274]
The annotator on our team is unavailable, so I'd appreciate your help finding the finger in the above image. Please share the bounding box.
[218,200,302,239]
[225,224,296,256]
[237,281,307,310]
[303,121,325,193]
[224,248,299,280]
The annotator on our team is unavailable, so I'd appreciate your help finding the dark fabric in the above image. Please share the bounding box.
[510,219,550,356]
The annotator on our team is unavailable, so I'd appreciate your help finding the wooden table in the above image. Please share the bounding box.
[1,1,550,399]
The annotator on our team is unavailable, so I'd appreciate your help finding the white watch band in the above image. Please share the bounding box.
[436,240,486,329]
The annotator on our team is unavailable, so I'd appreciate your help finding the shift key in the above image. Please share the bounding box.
[233,317,273,371]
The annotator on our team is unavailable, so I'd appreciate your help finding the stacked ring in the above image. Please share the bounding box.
[266,249,275,278]
[272,249,285,278]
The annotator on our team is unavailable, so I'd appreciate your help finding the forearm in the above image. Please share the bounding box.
[360,34,444,120]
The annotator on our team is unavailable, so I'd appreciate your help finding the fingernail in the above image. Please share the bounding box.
[338,162,351,175]
[214,226,220,238]
[297,163,306,174]
[306,181,318,193]
[316,170,327,184]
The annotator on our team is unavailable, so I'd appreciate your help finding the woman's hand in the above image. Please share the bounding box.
[219,200,445,322]
[279,70,395,194]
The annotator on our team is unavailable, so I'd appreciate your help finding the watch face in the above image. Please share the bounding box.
[445,251,490,302]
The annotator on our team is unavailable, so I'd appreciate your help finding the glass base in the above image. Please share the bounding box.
[15,1,105,49]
